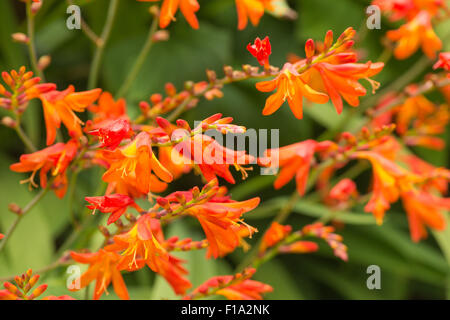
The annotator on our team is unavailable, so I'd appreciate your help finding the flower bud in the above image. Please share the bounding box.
[37,55,51,71]
[152,30,169,42]
[11,33,29,44]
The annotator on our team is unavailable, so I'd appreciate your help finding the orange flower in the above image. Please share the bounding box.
[329,178,358,202]
[304,59,384,114]
[160,114,254,184]
[10,139,78,198]
[158,145,192,179]
[259,222,292,253]
[110,215,191,295]
[138,0,200,29]
[256,63,329,119]
[354,151,412,224]
[185,268,272,300]
[88,91,127,124]
[0,234,3,240]
[39,85,101,145]
[387,10,442,59]
[401,189,448,242]
[161,185,260,259]
[235,0,275,30]
[394,91,449,150]
[353,151,448,241]
[70,249,129,300]
[264,140,335,196]
[101,131,173,195]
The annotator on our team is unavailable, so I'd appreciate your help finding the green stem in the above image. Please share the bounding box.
[87,0,120,89]
[0,186,49,254]
[14,122,37,152]
[26,1,45,81]
[116,17,159,98]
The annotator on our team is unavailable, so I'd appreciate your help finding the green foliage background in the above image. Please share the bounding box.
[0,0,449,299]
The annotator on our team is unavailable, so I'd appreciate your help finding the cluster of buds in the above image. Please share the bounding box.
[302,223,348,261]
[165,237,209,252]
[183,267,271,300]
[138,80,223,120]
[149,178,219,220]
[0,269,48,300]
[0,67,55,114]
[152,113,246,146]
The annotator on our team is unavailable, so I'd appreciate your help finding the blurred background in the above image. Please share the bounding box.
[0,0,449,299]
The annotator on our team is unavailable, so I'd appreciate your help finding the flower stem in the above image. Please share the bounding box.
[87,0,120,89]
[0,186,49,254]
[14,122,37,152]
[26,1,45,81]
[66,0,101,46]
[116,17,159,98]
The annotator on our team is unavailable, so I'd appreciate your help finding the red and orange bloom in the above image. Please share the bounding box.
[88,91,128,124]
[259,222,292,253]
[386,11,442,59]
[304,59,384,114]
[161,114,254,184]
[85,194,142,225]
[89,118,134,150]
[70,249,129,300]
[110,214,191,295]
[38,85,101,145]
[10,139,78,198]
[329,178,358,202]
[401,189,448,242]
[433,51,450,75]
[0,233,4,240]
[138,0,200,29]
[101,131,173,195]
[247,36,271,68]
[235,0,275,30]
[185,268,272,300]
[256,63,329,119]
[263,140,335,196]
[161,185,260,259]
[353,151,448,241]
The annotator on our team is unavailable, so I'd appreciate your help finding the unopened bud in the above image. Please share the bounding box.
[305,39,315,59]
[2,116,17,128]
[11,33,29,44]
[206,69,216,83]
[149,5,160,17]
[152,30,169,42]
[29,284,47,300]
[37,55,51,71]
[8,202,22,215]
[31,1,43,15]
[165,83,176,96]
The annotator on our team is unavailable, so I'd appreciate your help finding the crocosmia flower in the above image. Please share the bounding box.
[386,11,442,59]
[256,63,329,119]
[10,139,79,198]
[101,131,173,195]
[247,36,271,68]
[138,0,200,29]
[85,194,142,225]
[70,249,129,300]
[38,85,101,145]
